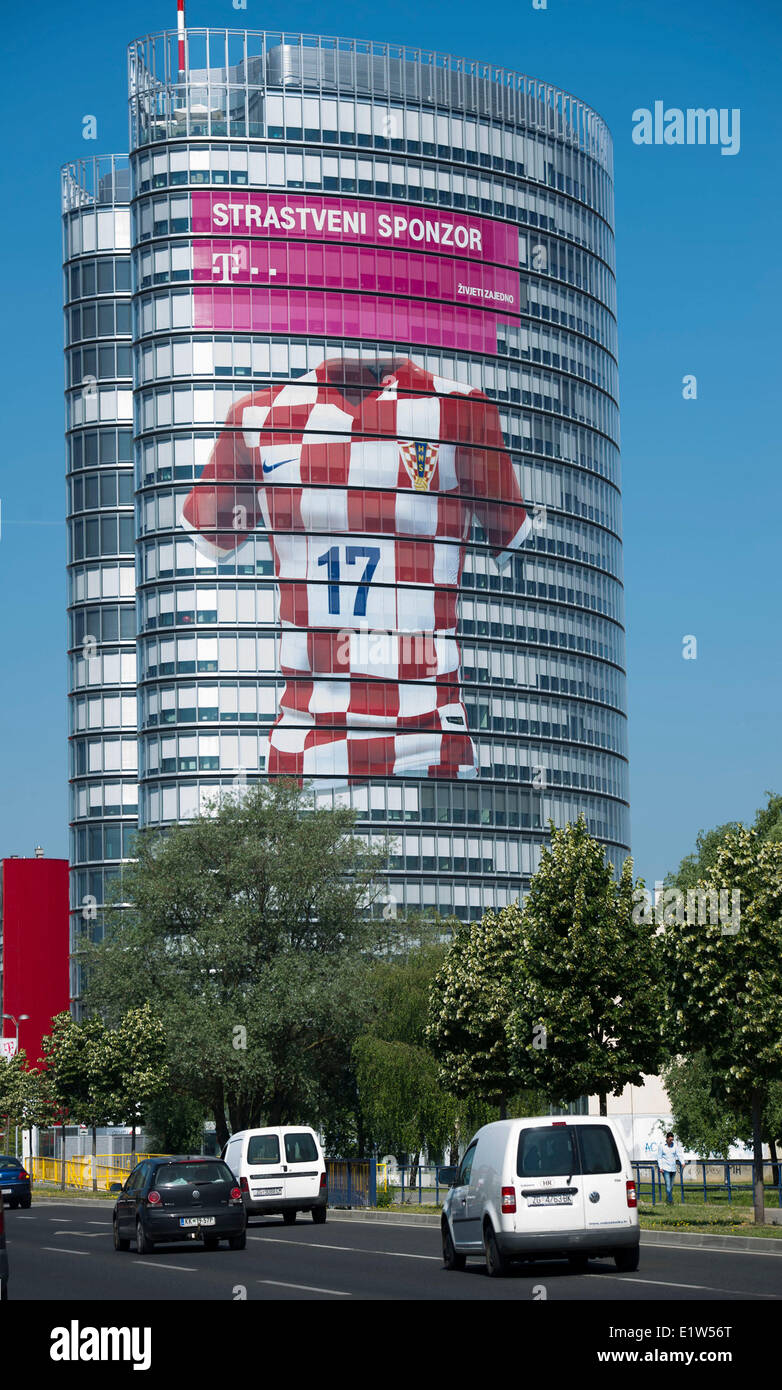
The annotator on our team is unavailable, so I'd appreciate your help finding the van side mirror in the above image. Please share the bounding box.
[109,1183,123,1194]
[437,1166,459,1187]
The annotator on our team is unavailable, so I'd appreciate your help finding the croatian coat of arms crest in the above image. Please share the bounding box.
[399,440,439,491]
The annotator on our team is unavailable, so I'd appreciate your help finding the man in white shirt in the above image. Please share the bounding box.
[657,1131,687,1204]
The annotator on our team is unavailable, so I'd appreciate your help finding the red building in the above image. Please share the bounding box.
[0,853,70,1065]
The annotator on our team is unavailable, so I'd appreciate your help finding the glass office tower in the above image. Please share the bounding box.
[66,29,627,958]
[62,157,137,1000]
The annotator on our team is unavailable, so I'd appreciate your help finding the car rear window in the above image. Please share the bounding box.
[0,1158,22,1170]
[284,1132,318,1164]
[154,1161,233,1187]
[517,1127,578,1178]
[247,1134,280,1165]
[516,1125,622,1178]
[576,1125,621,1174]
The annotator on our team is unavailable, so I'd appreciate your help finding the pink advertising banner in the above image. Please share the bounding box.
[193,286,511,355]
[190,192,520,353]
[193,240,520,313]
[191,191,519,265]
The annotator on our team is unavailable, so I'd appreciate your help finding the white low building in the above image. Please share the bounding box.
[588,1074,758,1164]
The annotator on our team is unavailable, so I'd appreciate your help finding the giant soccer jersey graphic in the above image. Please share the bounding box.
[182,356,530,781]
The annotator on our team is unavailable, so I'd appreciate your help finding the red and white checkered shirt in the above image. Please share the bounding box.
[182,357,530,781]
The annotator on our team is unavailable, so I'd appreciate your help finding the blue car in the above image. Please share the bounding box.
[0,1157,32,1209]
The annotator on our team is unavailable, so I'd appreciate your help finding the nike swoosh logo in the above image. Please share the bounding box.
[262,457,297,473]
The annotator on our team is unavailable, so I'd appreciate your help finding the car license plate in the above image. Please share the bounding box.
[1,1188,11,1195]
[255,1186,282,1196]
[179,1216,216,1227]
[528,1194,572,1206]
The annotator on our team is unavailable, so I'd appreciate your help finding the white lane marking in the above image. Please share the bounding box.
[41,1247,92,1256]
[587,1273,779,1298]
[248,1235,440,1261]
[252,1235,779,1294]
[643,1238,782,1259]
[135,1261,198,1273]
[53,1231,105,1238]
[258,1279,351,1297]
[87,1221,111,1226]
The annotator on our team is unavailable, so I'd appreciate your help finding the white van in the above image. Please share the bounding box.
[222,1126,328,1225]
[441,1116,639,1277]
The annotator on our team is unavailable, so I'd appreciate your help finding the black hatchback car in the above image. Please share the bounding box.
[0,1156,31,1209]
[111,1157,247,1254]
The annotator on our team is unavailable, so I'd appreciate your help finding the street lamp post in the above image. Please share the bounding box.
[1,1013,30,1056]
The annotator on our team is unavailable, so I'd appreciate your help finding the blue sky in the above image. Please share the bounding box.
[0,0,779,886]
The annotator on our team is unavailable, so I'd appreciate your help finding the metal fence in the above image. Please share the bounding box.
[30,1152,378,1205]
[633,1161,782,1208]
[326,1160,376,1208]
[27,1150,782,1210]
[377,1161,782,1209]
[29,1153,163,1193]
[379,1165,451,1205]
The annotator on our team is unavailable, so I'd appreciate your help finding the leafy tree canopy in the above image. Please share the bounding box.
[509,818,665,1112]
[662,824,782,1221]
[82,781,385,1146]
[425,902,525,1109]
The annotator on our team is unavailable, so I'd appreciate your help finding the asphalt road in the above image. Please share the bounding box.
[5,1200,782,1301]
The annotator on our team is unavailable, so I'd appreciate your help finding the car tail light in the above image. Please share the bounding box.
[319,1173,327,1189]
[501,1186,516,1213]
[626,1179,637,1208]
[240,1175,249,1193]
[229,1186,242,1204]
[147,1189,161,1206]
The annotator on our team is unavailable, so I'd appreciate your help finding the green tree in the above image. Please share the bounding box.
[102,1005,170,1158]
[82,781,384,1148]
[508,819,665,1115]
[0,1052,55,1152]
[662,1053,742,1159]
[662,826,782,1223]
[751,791,782,845]
[426,903,524,1115]
[355,927,455,1190]
[41,1013,124,1190]
[143,1093,206,1156]
[664,1053,782,1181]
[0,1053,30,1149]
[765,1085,782,1186]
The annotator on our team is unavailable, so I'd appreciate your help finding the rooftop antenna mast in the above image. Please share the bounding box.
[177,0,186,78]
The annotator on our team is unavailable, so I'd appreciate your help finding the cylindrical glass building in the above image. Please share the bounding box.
[62,156,137,999]
[112,29,626,927]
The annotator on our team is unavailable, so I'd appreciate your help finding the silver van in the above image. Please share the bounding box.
[222,1126,328,1224]
[441,1116,640,1276]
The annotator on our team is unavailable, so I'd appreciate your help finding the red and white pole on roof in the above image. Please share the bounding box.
[177,0,186,77]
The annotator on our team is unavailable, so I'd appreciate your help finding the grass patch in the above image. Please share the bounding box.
[372,1201,442,1214]
[29,1182,118,1202]
[639,1202,782,1237]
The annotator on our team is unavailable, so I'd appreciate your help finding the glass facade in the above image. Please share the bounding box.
[62,157,136,1000]
[64,30,627,976]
